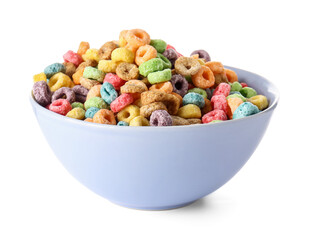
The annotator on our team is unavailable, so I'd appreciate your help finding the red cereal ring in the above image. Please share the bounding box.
[202,109,227,124]
[212,83,231,97]
[63,50,83,67]
[241,82,248,88]
[104,73,126,91]
[48,99,72,115]
[211,95,228,114]
[110,93,134,113]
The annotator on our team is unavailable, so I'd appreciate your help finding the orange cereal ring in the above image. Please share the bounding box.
[149,82,173,93]
[93,109,116,125]
[119,30,129,47]
[116,62,139,81]
[87,84,102,100]
[225,69,238,83]
[227,97,244,119]
[84,118,93,122]
[72,68,85,85]
[204,61,225,74]
[120,80,148,94]
[99,41,118,60]
[135,45,157,66]
[192,65,215,89]
[140,102,168,118]
[77,41,90,56]
[125,29,150,50]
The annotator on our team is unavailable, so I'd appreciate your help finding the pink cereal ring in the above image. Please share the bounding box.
[211,95,228,113]
[110,93,134,113]
[213,83,231,97]
[48,99,72,115]
[202,109,227,124]
[241,82,248,88]
[63,50,83,67]
[104,73,126,91]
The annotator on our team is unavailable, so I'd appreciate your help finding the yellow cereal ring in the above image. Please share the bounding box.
[177,104,202,119]
[248,95,268,111]
[117,105,140,123]
[87,85,102,100]
[129,116,150,126]
[33,72,47,82]
[111,48,135,63]
[72,68,85,85]
[119,30,129,48]
[135,45,157,66]
[82,48,100,62]
[77,41,90,56]
[66,107,85,120]
[227,97,244,119]
[149,82,173,93]
[98,60,118,73]
[48,72,74,92]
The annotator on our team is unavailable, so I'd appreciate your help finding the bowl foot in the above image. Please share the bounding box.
[109,200,197,211]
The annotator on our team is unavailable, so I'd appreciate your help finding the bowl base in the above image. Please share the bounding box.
[110,200,197,211]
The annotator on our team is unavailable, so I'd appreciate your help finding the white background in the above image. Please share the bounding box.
[0,0,310,239]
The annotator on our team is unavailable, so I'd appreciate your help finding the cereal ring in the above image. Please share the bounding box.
[141,91,179,115]
[202,109,227,124]
[204,61,225,74]
[175,57,201,76]
[83,67,104,82]
[214,72,229,86]
[170,92,183,107]
[187,118,202,124]
[80,77,101,90]
[190,50,211,62]
[171,116,190,126]
[149,82,173,93]
[170,74,188,97]
[227,97,244,119]
[44,63,65,78]
[241,82,248,88]
[82,48,100,62]
[150,110,172,126]
[72,68,85,85]
[138,58,164,77]
[104,73,126,91]
[117,121,129,126]
[33,72,47,83]
[150,39,167,53]
[117,105,140,123]
[84,97,107,110]
[63,50,83,67]
[110,93,134,113]
[225,69,238,83]
[116,62,139,80]
[201,98,212,115]
[192,65,215,89]
[135,45,157,66]
[166,44,183,57]
[182,92,205,108]
[177,104,201,119]
[147,69,172,84]
[66,107,85,120]
[240,87,257,98]
[231,82,242,92]
[248,95,268,110]
[84,118,93,122]
[99,41,118,60]
[227,93,246,102]
[52,87,76,103]
[100,82,118,104]
[48,99,72,116]
[140,102,168,118]
[72,85,89,103]
[111,47,135,63]
[85,107,100,119]
[213,83,231,97]
[162,48,178,67]
[63,62,76,78]
[232,102,260,119]
[211,95,228,113]
[71,102,84,109]
[133,98,143,108]
[126,29,150,47]
[86,85,102,100]
[77,41,90,56]
[119,30,129,48]
[98,60,118,73]
[187,88,207,99]
[93,109,116,125]
[48,72,74,92]
[157,53,172,69]
[32,81,52,106]
[120,80,148,94]
[129,116,150,126]
[76,59,98,71]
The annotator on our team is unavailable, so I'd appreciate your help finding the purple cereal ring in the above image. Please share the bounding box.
[162,48,178,67]
[32,81,52,106]
[52,87,76,103]
[150,110,173,126]
[191,49,211,62]
[72,85,89,103]
[170,74,189,97]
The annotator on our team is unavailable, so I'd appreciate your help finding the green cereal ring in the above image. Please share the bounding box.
[71,102,84,109]
[185,75,192,83]
[157,53,172,69]
[139,58,164,77]
[150,39,167,53]
[83,66,104,82]
[66,107,85,120]
[227,93,246,102]
[187,88,208,99]
[84,97,107,110]
[147,69,172,84]
[231,82,242,92]
[210,120,223,123]
[240,87,257,98]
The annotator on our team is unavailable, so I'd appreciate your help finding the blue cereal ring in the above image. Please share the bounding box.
[85,107,100,119]
[182,92,205,108]
[233,102,260,119]
[44,63,65,78]
[100,82,118,104]
[117,121,129,126]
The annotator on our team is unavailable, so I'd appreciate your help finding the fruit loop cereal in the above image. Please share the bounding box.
[32,29,269,126]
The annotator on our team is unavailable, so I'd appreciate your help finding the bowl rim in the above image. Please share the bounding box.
[30,66,279,131]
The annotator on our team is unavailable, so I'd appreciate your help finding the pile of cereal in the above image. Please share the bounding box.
[32,29,269,126]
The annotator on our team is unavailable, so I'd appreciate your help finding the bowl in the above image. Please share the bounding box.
[30,66,279,210]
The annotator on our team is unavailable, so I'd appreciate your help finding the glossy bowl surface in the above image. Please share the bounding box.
[30,66,279,210]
